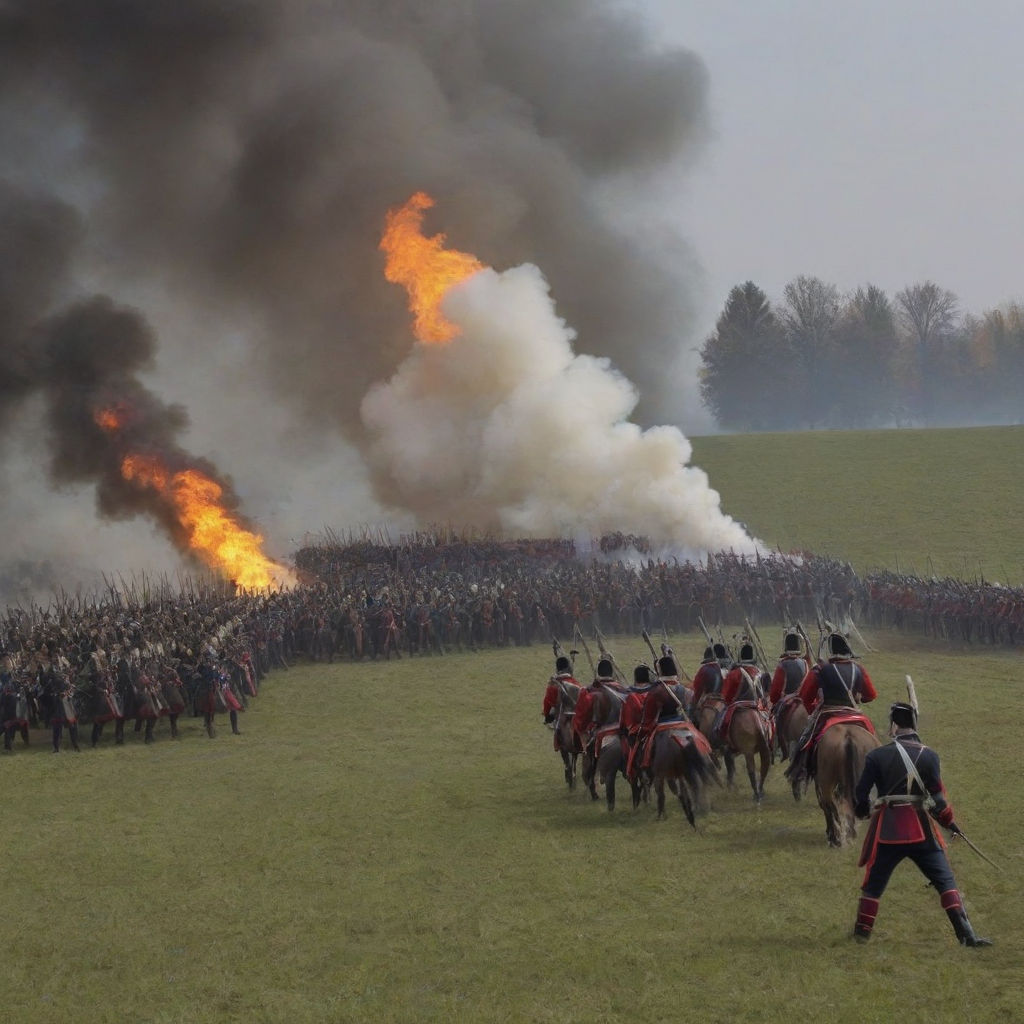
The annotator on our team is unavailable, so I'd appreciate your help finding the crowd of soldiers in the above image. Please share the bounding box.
[2,534,1022,755]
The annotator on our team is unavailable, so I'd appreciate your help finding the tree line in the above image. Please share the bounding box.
[699,278,1024,430]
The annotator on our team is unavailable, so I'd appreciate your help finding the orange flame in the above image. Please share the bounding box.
[94,407,123,432]
[380,191,484,344]
[121,453,290,590]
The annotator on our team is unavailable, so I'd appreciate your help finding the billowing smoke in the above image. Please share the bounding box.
[0,1,730,595]
[363,261,755,554]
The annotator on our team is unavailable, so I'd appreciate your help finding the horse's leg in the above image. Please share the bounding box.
[724,749,736,788]
[560,748,573,789]
[676,777,696,828]
[655,777,667,819]
[582,748,599,801]
[744,751,760,802]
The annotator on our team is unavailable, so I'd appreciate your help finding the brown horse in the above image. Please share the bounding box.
[551,679,584,790]
[773,694,809,800]
[723,703,773,802]
[648,723,719,826]
[580,686,640,811]
[812,722,880,847]
[694,694,736,784]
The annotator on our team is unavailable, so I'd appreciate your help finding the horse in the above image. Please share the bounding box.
[549,677,584,790]
[721,702,773,802]
[579,685,639,811]
[694,693,736,785]
[812,720,880,847]
[648,721,719,826]
[773,694,809,800]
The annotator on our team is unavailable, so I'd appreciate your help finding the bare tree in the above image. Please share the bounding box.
[781,275,842,424]
[896,281,959,350]
[895,281,960,419]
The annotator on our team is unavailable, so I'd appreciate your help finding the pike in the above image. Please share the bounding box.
[697,616,715,649]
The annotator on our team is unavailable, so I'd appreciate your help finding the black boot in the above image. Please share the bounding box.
[69,724,81,752]
[942,890,992,947]
[230,710,241,735]
[52,723,62,753]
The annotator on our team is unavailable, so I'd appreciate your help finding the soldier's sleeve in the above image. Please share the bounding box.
[920,748,956,827]
[768,665,785,705]
[857,667,878,704]
[797,667,819,712]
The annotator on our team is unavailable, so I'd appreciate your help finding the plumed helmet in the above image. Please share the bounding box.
[702,646,715,662]
[827,633,853,659]
[657,656,676,676]
[596,658,614,678]
[633,664,652,685]
[783,631,802,654]
[712,643,728,661]
[889,702,918,729]
[555,656,571,673]
[739,642,755,664]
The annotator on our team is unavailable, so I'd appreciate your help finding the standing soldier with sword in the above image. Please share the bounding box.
[852,680,993,948]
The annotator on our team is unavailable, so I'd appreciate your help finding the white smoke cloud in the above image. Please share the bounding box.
[361,263,757,556]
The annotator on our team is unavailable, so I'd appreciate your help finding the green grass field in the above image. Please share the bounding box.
[691,425,1024,582]
[2,629,1020,1024]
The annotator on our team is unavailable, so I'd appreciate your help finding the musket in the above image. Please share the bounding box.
[795,620,816,663]
[551,635,577,671]
[594,628,627,685]
[573,624,596,678]
[661,626,691,682]
[697,616,715,649]
[743,615,770,671]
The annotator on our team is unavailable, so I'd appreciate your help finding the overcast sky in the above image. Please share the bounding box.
[638,0,1024,332]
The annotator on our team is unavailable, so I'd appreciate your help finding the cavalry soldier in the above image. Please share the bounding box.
[690,643,729,705]
[852,701,992,947]
[542,655,578,727]
[717,641,767,742]
[638,655,695,772]
[786,633,877,783]
[572,657,619,739]
[620,664,655,781]
[768,629,809,704]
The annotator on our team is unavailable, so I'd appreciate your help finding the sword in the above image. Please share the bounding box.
[949,827,1002,872]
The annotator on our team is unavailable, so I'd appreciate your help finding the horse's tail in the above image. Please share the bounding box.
[842,729,859,804]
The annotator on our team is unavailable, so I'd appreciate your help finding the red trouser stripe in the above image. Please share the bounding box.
[940,889,962,912]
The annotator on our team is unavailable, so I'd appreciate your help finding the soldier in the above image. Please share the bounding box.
[787,633,877,782]
[768,629,809,704]
[620,664,655,781]
[852,702,992,947]
[690,643,729,705]
[542,656,577,726]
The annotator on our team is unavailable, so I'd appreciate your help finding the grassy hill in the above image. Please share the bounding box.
[690,425,1024,582]
[2,633,1019,1023]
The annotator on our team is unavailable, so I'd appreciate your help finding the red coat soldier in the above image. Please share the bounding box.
[853,702,991,947]
[768,630,810,705]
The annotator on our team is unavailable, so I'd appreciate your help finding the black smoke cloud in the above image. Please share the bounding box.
[0,0,709,435]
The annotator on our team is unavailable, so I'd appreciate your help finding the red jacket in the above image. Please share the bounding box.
[768,655,809,704]
[542,672,578,717]
[722,664,763,704]
[691,662,724,704]
[797,660,877,712]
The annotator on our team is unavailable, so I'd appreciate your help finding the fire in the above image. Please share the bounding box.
[94,407,123,432]
[380,191,484,344]
[121,453,291,590]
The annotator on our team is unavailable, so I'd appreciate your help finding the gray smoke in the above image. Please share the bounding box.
[0,0,717,594]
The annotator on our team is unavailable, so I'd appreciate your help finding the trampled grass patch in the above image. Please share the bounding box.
[1,631,1019,1023]
[691,425,1024,582]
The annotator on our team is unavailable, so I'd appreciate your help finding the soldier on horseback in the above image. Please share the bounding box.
[620,664,655,782]
[852,702,992,947]
[786,633,877,784]
[716,641,766,743]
